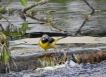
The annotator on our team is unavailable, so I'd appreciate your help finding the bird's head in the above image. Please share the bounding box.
[41,34,49,43]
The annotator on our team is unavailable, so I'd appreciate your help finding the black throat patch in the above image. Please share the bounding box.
[41,37,48,43]
[48,37,54,43]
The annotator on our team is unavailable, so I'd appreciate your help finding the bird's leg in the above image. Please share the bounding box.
[45,49,47,57]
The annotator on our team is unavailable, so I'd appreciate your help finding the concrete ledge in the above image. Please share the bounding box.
[17,37,106,44]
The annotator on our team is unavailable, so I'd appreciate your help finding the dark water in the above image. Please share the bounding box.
[0,0,106,36]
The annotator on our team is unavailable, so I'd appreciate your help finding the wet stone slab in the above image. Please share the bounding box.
[1,43,106,73]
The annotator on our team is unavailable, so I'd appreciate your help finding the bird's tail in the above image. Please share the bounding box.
[54,36,67,42]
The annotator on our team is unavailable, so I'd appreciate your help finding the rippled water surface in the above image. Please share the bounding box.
[1,0,106,35]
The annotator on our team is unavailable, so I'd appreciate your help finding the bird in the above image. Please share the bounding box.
[39,34,67,66]
[39,34,65,51]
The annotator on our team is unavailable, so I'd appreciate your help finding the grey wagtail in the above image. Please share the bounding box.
[39,34,66,51]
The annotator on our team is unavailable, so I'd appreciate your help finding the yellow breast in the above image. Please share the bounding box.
[39,41,55,50]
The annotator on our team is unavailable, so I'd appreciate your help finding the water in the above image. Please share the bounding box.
[0,0,106,36]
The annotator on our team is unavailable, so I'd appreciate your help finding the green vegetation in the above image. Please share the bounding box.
[20,0,27,7]
[0,0,29,39]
